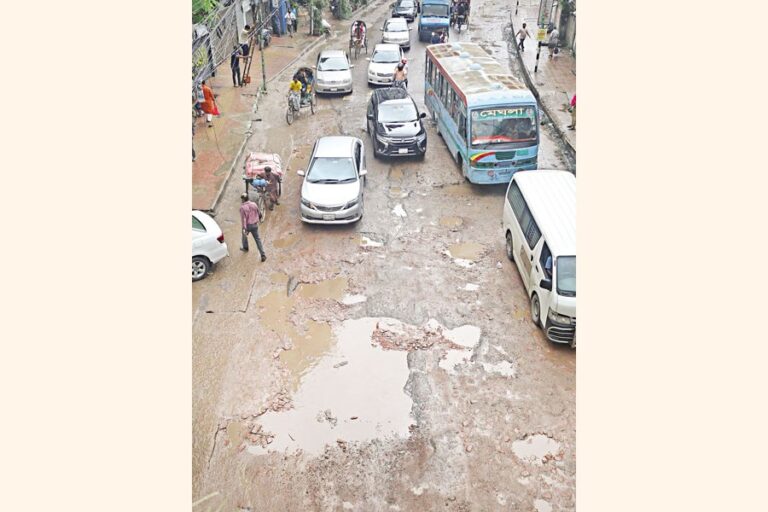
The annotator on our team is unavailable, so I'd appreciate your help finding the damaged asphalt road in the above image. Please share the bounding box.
[193,0,575,509]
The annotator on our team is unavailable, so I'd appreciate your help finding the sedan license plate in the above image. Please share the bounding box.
[398,148,408,154]
[329,88,338,91]
[322,214,335,221]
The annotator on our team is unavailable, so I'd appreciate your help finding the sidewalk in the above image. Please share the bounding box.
[508,5,576,154]
[192,3,384,211]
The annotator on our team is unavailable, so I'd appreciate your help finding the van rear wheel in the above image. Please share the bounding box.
[505,232,514,261]
[530,293,542,328]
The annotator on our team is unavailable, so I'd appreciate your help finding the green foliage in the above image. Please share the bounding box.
[193,0,218,24]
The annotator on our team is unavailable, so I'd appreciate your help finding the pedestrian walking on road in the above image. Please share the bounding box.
[568,94,576,130]
[200,81,219,127]
[230,44,244,87]
[516,23,531,52]
[285,9,295,36]
[263,166,280,210]
[240,193,267,261]
[292,5,299,33]
[547,26,559,58]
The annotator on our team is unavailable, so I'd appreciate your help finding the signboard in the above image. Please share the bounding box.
[536,27,547,41]
[472,107,536,120]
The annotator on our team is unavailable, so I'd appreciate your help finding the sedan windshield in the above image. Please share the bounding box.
[318,56,349,71]
[398,0,414,8]
[306,157,357,183]
[556,256,576,297]
[470,106,538,146]
[385,21,408,32]
[372,50,401,63]
[422,4,449,16]
[378,100,418,123]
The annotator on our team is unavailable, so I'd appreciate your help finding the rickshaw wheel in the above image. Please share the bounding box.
[286,106,294,125]
[310,98,315,114]
[311,91,317,107]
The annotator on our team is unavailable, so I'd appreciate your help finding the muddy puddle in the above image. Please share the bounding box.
[439,216,464,229]
[448,242,485,261]
[279,320,334,390]
[248,318,413,455]
[512,434,562,464]
[296,277,348,301]
[270,272,289,285]
[389,168,404,181]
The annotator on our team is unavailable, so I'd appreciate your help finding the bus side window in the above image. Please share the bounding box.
[446,87,453,116]
[435,73,442,100]
[457,112,466,138]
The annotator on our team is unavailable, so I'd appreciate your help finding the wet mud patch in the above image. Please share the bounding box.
[247,318,414,455]
[439,216,464,230]
[296,276,348,301]
[372,318,479,352]
[273,233,299,248]
[512,433,563,465]
[447,242,485,261]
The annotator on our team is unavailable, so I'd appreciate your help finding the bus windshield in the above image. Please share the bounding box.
[422,4,449,17]
[470,106,537,146]
[556,256,576,297]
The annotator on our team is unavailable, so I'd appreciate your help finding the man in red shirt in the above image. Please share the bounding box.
[568,94,576,130]
[239,193,267,261]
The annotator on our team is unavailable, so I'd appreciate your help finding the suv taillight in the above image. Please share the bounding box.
[217,234,225,243]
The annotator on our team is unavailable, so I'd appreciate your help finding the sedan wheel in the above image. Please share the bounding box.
[192,256,210,281]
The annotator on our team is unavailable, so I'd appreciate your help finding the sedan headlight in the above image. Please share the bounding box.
[301,198,312,208]
[548,309,572,325]
[346,199,359,208]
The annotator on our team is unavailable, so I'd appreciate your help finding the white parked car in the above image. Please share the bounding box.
[314,50,354,94]
[382,17,411,50]
[367,44,404,86]
[192,210,229,281]
[298,136,367,224]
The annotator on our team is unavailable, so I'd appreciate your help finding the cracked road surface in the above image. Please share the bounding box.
[193,0,575,509]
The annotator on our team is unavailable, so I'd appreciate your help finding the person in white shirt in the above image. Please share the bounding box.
[548,27,559,58]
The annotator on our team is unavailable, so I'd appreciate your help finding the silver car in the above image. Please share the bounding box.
[298,136,367,224]
[314,50,354,94]
[382,17,411,50]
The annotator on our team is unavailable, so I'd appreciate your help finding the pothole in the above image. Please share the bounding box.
[247,318,414,455]
[447,242,485,261]
[439,216,464,229]
[512,434,562,464]
[295,277,348,301]
[273,233,299,248]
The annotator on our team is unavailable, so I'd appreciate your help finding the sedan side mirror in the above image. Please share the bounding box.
[297,170,305,177]
[539,278,553,291]
[360,169,368,176]
[367,113,374,119]
[312,65,317,69]
[419,112,427,119]
[350,64,355,68]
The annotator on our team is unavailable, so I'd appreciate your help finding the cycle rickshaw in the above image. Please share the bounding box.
[349,20,368,60]
[286,66,317,125]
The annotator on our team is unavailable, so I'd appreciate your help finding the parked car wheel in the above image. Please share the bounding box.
[530,293,542,328]
[192,256,210,281]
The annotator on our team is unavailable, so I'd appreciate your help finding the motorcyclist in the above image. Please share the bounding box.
[400,58,409,87]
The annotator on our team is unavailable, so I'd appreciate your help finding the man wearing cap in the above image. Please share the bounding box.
[239,193,267,261]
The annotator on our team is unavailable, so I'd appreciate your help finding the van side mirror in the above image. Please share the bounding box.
[367,113,373,119]
[419,112,427,119]
[540,278,552,291]
[297,170,305,177]
[360,169,368,176]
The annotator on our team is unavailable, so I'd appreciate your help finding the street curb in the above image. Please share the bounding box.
[209,88,262,213]
[207,0,389,212]
[508,18,576,160]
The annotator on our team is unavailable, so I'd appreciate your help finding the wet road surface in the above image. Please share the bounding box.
[193,0,575,509]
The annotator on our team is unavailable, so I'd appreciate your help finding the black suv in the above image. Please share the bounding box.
[366,87,427,158]
[391,0,417,22]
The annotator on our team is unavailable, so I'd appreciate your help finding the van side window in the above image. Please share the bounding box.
[540,242,552,279]
[524,215,541,249]
[507,182,526,221]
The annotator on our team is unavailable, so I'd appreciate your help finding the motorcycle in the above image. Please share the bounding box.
[456,13,465,33]
[259,27,272,49]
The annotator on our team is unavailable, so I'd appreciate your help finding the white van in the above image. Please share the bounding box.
[502,170,576,347]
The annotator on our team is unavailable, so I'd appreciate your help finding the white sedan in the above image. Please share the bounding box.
[367,44,404,86]
[382,18,411,50]
[192,210,229,281]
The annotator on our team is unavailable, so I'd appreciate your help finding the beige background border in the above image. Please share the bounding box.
[2,0,767,509]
